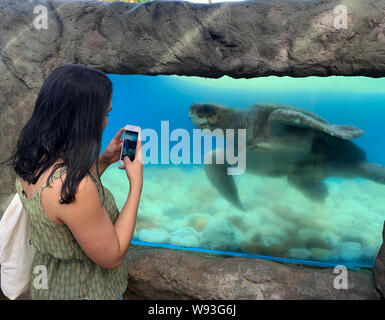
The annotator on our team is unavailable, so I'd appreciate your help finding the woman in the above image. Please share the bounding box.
[2,64,143,300]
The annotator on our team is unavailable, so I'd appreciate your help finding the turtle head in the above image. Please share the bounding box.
[189,103,235,131]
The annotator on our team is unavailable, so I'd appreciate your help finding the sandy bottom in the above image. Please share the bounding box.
[102,163,385,266]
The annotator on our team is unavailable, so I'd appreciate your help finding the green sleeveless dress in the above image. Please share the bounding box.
[14,167,128,300]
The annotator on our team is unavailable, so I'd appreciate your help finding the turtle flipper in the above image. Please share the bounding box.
[204,148,245,211]
[287,175,328,202]
[270,109,363,140]
[358,162,385,185]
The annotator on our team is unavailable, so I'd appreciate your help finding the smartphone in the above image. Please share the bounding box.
[120,125,141,165]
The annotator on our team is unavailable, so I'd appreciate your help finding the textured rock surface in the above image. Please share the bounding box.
[374,222,385,298]
[2,0,385,214]
[1,247,379,300]
[124,248,378,299]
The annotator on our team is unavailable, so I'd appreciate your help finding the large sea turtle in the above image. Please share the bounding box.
[189,102,385,211]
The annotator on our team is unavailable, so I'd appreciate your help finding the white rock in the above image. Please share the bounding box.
[163,206,183,219]
[170,186,184,203]
[184,213,212,221]
[138,228,170,244]
[242,213,261,230]
[341,180,361,197]
[321,231,340,247]
[362,181,385,198]
[288,204,313,222]
[210,198,231,214]
[370,196,385,212]
[289,248,312,260]
[361,246,379,261]
[340,199,368,217]
[262,236,285,247]
[252,207,274,225]
[170,227,200,248]
[161,219,187,232]
[259,223,287,241]
[298,228,322,242]
[200,217,244,251]
[144,181,163,195]
[309,248,333,261]
[137,203,164,221]
[252,197,272,209]
[244,227,261,243]
[337,242,362,261]
[144,204,164,217]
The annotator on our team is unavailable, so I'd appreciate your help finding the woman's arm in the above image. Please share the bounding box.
[95,156,110,176]
[45,142,143,270]
[45,174,141,269]
[112,176,142,263]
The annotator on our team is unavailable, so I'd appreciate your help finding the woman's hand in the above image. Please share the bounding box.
[118,133,143,189]
[99,127,125,166]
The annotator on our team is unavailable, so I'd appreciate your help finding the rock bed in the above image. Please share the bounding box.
[102,164,385,265]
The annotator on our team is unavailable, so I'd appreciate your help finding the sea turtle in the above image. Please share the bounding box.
[189,102,385,211]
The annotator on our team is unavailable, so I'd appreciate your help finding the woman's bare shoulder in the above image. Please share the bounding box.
[41,171,101,226]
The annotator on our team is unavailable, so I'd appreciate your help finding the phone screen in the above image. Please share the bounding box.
[121,130,138,162]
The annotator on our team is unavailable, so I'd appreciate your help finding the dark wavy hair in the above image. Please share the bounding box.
[2,64,112,204]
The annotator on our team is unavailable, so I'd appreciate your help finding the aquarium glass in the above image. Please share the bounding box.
[101,74,385,268]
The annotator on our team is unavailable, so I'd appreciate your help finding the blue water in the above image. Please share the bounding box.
[103,75,385,166]
[101,74,385,269]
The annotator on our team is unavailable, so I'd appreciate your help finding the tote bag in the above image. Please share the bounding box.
[0,193,35,300]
